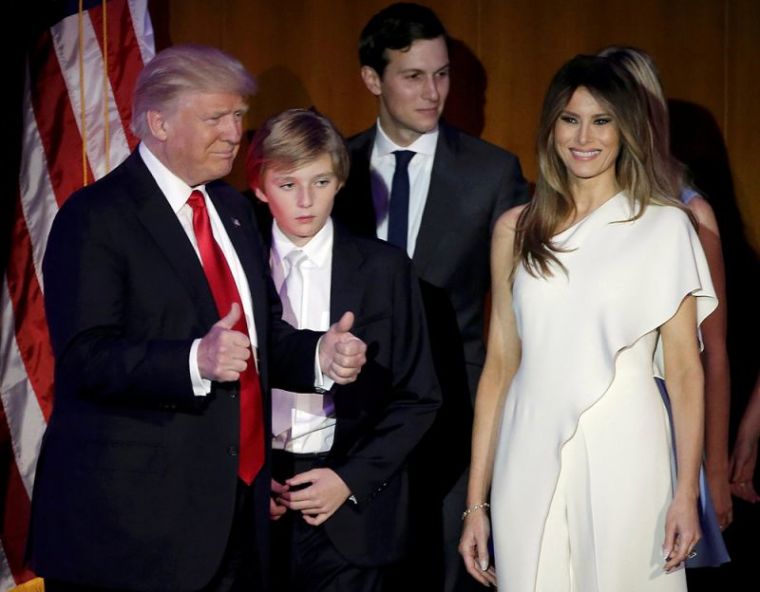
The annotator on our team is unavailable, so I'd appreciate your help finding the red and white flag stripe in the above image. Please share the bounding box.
[0,1,154,588]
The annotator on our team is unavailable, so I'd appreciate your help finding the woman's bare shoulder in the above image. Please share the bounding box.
[494,203,528,238]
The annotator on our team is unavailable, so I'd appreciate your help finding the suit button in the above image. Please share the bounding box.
[230,391,237,399]
[227,446,239,457]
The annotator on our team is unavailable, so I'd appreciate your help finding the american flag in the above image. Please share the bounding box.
[0,1,154,587]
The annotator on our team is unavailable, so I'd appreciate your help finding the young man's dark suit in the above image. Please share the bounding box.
[269,222,440,589]
[28,151,322,592]
[333,121,529,589]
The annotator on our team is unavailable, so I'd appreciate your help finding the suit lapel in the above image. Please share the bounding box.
[413,123,464,275]
[208,188,269,344]
[330,224,365,325]
[343,128,380,237]
[351,128,374,171]
[128,153,219,328]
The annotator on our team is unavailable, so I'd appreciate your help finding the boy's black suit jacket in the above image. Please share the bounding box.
[270,221,441,566]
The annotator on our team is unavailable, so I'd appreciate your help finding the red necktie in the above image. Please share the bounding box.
[188,190,263,484]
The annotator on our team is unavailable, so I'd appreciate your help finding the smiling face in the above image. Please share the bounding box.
[255,153,339,247]
[361,36,450,147]
[554,86,621,189]
[149,91,247,186]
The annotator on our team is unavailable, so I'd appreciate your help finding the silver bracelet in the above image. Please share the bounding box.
[461,502,490,521]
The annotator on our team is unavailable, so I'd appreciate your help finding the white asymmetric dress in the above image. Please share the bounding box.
[491,193,717,592]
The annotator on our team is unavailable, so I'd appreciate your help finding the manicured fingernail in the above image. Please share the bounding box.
[480,559,489,571]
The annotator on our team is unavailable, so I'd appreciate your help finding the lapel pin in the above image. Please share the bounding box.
[231,217,241,227]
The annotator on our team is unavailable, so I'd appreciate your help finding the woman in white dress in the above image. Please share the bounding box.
[458,54,717,591]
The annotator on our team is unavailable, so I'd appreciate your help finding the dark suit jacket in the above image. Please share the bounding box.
[28,151,322,591]
[333,122,529,496]
[268,221,440,566]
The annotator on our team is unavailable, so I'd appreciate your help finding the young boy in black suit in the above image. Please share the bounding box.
[247,108,440,591]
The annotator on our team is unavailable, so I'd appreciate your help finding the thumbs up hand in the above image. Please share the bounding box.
[197,303,252,381]
[216,302,242,330]
[318,311,367,384]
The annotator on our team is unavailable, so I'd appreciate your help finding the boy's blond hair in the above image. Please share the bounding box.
[247,108,350,193]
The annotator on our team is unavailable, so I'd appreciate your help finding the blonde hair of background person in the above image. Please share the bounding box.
[599,46,733,531]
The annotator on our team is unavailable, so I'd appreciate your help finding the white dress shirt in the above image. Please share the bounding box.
[139,143,258,397]
[270,219,336,454]
[370,120,439,258]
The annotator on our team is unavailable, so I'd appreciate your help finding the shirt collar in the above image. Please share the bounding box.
[139,142,206,211]
[271,217,333,269]
[374,118,439,158]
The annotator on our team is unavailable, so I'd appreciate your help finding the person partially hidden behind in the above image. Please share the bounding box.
[246,107,440,592]
[27,44,366,592]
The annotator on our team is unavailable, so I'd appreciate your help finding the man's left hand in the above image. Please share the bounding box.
[319,311,367,384]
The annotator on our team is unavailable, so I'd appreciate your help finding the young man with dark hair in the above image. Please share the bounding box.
[333,4,530,591]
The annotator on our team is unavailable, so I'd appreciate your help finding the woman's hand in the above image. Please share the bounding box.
[730,430,760,503]
[662,493,701,572]
[705,467,734,529]
[458,511,497,587]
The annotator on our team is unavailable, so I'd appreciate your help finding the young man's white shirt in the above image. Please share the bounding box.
[270,218,336,454]
[369,120,438,258]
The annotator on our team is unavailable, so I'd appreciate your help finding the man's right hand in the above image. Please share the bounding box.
[197,303,251,381]
[270,478,289,520]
